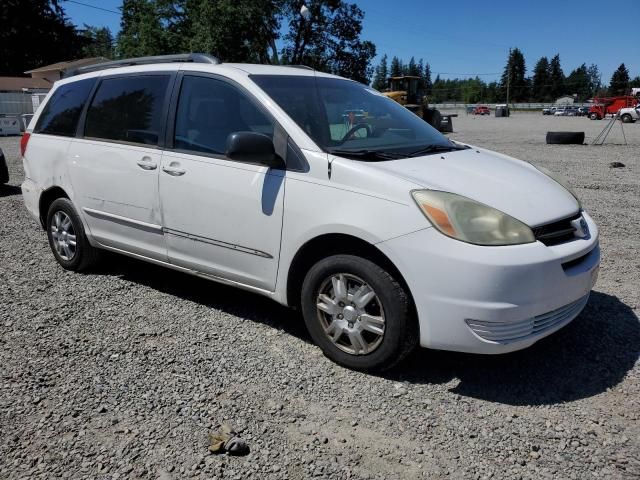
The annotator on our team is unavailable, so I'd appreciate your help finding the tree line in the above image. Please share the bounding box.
[1,0,376,84]
[1,1,638,100]
[371,48,640,103]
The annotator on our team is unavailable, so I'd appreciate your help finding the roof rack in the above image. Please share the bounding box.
[288,65,314,71]
[64,53,220,78]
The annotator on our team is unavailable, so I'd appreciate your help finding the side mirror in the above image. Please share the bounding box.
[225,131,285,169]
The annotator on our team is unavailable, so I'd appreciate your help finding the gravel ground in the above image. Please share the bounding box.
[1,113,639,479]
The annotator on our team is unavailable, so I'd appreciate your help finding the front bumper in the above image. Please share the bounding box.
[378,212,600,354]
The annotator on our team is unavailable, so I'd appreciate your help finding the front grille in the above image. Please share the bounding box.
[532,213,581,245]
[465,295,589,343]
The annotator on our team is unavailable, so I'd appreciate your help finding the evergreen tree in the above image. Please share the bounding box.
[407,56,420,77]
[423,62,433,95]
[431,74,444,102]
[117,0,167,58]
[500,48,528,102]
[389,56,403,78]
[531,56,550,102]
[548,54,565,99]
[630,76,640,88]
[587,64,602,98]
[565,63,591,101]
[81,26,114,59]
[413,58,423,88]
[0,0,85,75]
[609,63,630,95]
[371,54,388,91]
[485,81,499,103]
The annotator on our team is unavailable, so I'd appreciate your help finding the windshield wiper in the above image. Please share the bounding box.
[407,144,469,157]
[328,149,406,161]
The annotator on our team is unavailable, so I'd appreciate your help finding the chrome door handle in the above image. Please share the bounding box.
[162,165,186,176]
[137,158,157,170]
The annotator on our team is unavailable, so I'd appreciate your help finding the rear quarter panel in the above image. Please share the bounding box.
[23,134,75,201]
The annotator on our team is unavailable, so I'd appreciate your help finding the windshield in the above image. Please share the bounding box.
[250,75,453,157]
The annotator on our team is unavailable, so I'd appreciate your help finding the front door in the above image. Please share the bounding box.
[159,75,285,291]
[68,73,172,260]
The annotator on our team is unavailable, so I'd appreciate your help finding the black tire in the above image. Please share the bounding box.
[0,152,8,184]
[546,131,585,145]
[589,113,600,120]
[301,254,418,372]
[46,198,100,271]
[620,114,633,123]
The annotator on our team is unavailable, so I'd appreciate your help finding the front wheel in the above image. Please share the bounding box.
[620,114,633,123]
[301,255,417,372]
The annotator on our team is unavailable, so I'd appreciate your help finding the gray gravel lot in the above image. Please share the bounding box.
[1,113,639,479]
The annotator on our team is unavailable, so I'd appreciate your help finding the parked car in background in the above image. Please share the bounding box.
[577,106,591,116]
[619,106,640,123]
[553,108,567,116]
[21,54,600,371]
[0,147,8,184]
[542,107,552,115]
[565,107,579,116]
[473,105,490,115]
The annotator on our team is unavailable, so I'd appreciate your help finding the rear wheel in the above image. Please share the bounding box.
[620,114,633,123]
[589,112,599,120]
[301,254,417,372]
[46,198,100,271]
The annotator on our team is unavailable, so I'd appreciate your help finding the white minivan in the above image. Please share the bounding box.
[21,54,599,371]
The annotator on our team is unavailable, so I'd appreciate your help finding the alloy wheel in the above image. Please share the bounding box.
[315,273,386,355]
[50,211,77,261]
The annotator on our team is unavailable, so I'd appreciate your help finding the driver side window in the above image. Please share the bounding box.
[174,76,274,156]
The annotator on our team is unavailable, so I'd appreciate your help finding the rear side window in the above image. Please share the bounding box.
[34,78,96,137]
[84,75,170,146]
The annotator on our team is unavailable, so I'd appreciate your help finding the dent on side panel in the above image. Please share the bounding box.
[25,134,76,201]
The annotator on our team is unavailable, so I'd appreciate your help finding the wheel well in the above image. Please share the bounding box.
[38,186,69,228]
[286,233,415,312]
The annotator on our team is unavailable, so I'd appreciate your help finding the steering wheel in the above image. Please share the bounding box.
[339,123,372,143]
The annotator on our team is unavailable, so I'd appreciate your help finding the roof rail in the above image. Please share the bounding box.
[63,53,220,78]
[288,65,314,71]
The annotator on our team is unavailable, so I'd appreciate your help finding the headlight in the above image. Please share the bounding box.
[534,166,581,208]
[411,190,535,246]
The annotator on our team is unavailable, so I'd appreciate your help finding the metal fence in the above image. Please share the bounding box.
[0,92,47,115]
[433,102,584,110]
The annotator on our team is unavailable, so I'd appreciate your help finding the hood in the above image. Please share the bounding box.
[361,147,580,227]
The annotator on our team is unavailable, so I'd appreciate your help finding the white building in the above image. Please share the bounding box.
[555,95,575,105]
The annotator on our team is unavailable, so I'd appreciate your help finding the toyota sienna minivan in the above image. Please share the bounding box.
[21,54,599,371]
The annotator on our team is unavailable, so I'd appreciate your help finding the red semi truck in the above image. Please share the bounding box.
[588,95,639,120]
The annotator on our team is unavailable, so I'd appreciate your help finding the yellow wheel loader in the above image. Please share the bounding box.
[383,76,443,131]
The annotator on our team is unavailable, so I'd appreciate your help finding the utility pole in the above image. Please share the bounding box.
[506,48,511,108]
